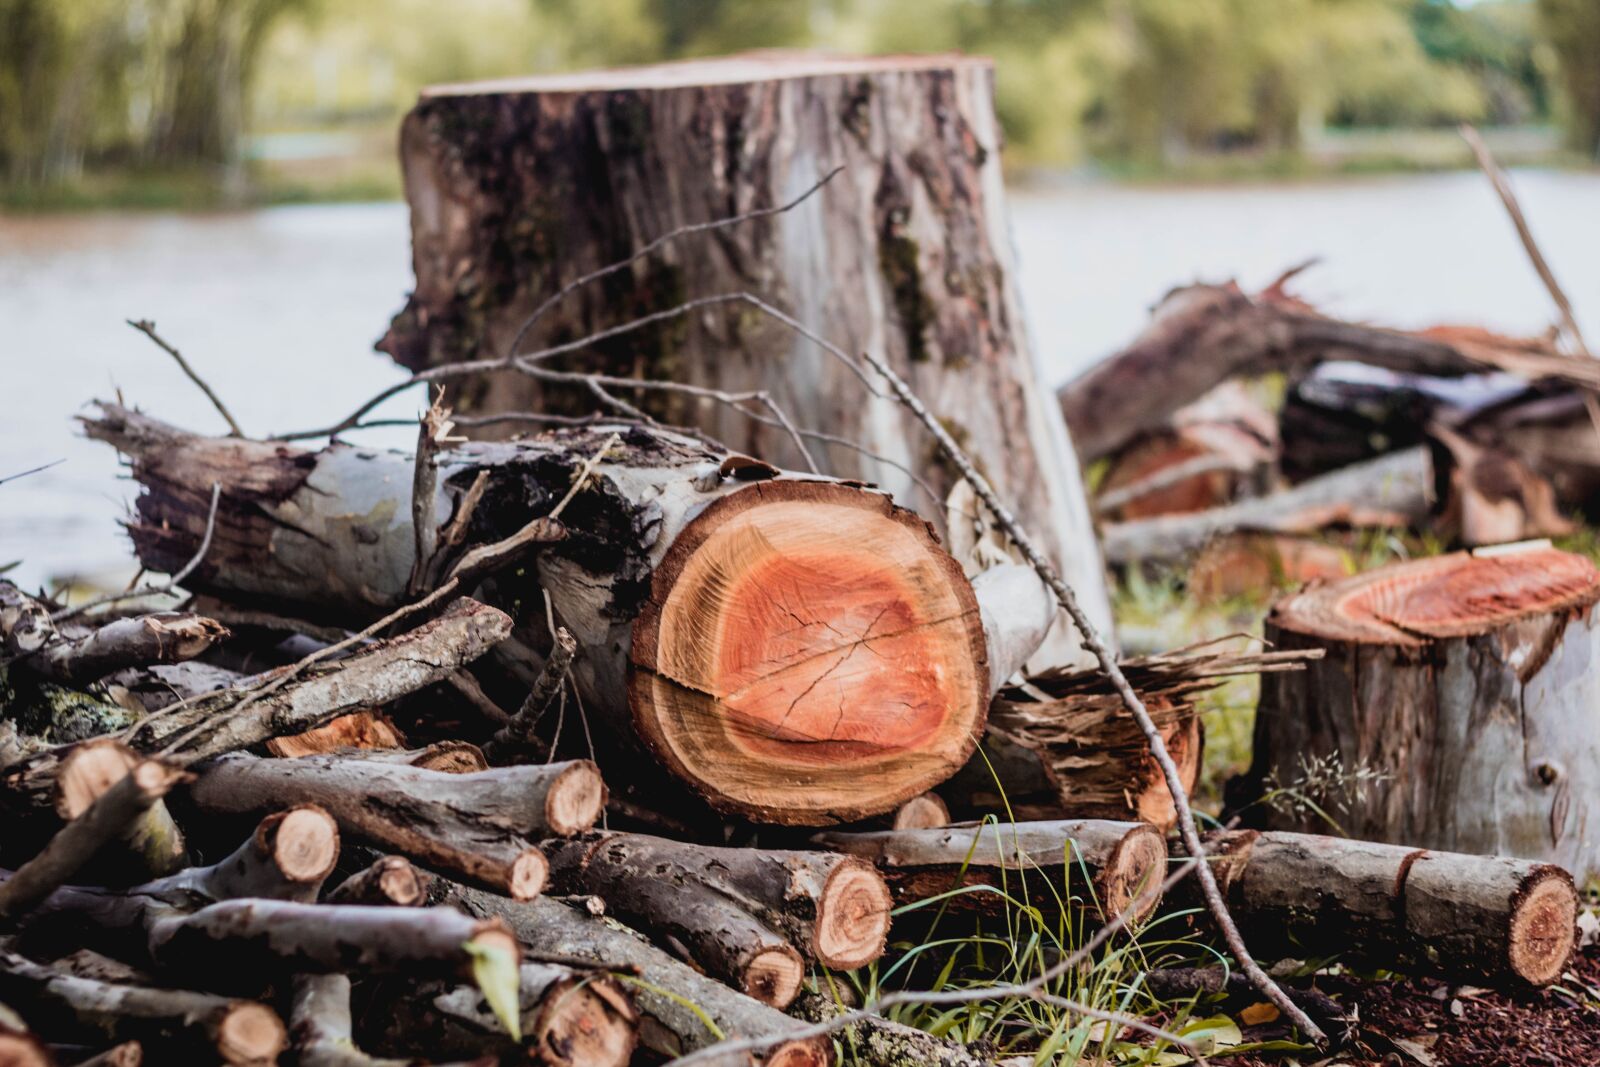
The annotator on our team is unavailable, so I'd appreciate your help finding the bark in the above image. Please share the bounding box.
[2,598,512,812]
[1171,830,1578,988]
[325,856,430,907]
[53,742,187,881]
[1236,545,1600,882]
[86,406,1056,826]
[0,760,187,921]
[1100,446,1433,565]
[814,819,1166,925]
[944,693,1201,832]
[187,754,605,899]
[335,742,488,774]
[543,833,891,1007]
[364,963,637,1067]
[383,53,1113,668]
[0,949,286,1064]
[1058,277,1600,463]
[437,883,833,1066]
[290,973,487,1067]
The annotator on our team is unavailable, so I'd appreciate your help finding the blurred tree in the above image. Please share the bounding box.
[1538,0,1600,158]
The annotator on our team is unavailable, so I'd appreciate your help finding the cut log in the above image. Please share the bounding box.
[381,52,1114,669]
[889,793,950,831]
[1058,274,1600,463]
[0,1025,51,1067]
[0,949,286,1065]
[2,598,512,813]
[54,742,187,881]
[86,406,1056,825]
[0,601,228,689]
[187,754,605,899]
[63,1041,142,1067]
[364,964,637,1067]
[325,856,430,907]
[437,883,832,1066]
[542,833,891,1007]
[262,711,407,759]
[1238,545,1600,880]
[1171,830,1578,987]
[813,819,1165,924]
[1100,446,1433,566]
[148,806,339,905]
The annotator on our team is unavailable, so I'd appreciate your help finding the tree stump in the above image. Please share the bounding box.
[1240,544,1600,880]
[379,52,1113,667]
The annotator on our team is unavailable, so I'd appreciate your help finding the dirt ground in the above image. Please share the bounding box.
[1218,944,1599,1066]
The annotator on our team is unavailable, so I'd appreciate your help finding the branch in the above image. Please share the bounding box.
[126,320,244,436]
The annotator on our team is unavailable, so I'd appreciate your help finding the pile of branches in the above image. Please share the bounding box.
[1068,133,1600,570]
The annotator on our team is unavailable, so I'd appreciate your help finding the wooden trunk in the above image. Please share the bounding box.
[379,52,1112,667]
[1238,545,1600,881]
[86,405,1057,826]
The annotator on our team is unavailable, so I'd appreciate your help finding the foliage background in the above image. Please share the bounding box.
[2,0,1597,205]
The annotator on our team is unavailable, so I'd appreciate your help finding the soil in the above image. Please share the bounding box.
[1216,944,1600,1066]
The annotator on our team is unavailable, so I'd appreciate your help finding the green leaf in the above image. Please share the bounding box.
[465,938,522,1042]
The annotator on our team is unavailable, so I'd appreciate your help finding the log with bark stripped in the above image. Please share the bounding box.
[1171,829,1578,987]
[188,754,602,900]
[84,405,1056,825]
[1236,544,1600,881]
[814,819,1166,924]
[543,833,891,1008]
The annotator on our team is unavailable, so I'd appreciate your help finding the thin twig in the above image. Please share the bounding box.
[0,459,64,486]
[504,166,845,361]
[51,482,222,623]
[127,319,244,436]
[859,348,1328,1048]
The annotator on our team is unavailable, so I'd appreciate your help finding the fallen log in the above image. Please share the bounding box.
[1171,830,1578,988]
[85,405,1056,825]
[380,53,1114,670]
[147,806,339,905]
[188,754,604,899]
[1237,544,1600,880]
[1100,446,1433,565]
[364,963,637,1067]
[54,742,187,881]
[2,598,512,813]
[813,819,1166,924]
[1058,274,1600,463]
[543,833,891,1007]
[0,949,286,1065]
[438,883,833,1066]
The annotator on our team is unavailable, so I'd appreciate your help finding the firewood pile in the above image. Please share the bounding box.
[0,399,1582,1066]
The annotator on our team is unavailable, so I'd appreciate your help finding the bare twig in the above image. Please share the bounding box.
[488,627,577,758]
[859,349,1328,1048]
[126,320,244,436]
[50,483,222,623]
[0,459,64,487]
[408,389,460,596]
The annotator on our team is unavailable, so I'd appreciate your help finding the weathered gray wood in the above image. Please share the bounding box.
[1240,545,1600,882]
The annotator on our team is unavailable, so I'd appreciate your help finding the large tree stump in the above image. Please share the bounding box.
[85,405,1057,826]
[1239,545,1600,880]
[378,52,1113,667]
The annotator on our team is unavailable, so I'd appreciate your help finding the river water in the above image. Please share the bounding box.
[3,169,1598,589]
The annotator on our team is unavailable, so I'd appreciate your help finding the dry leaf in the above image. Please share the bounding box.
[1238,1001,1280,1025]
